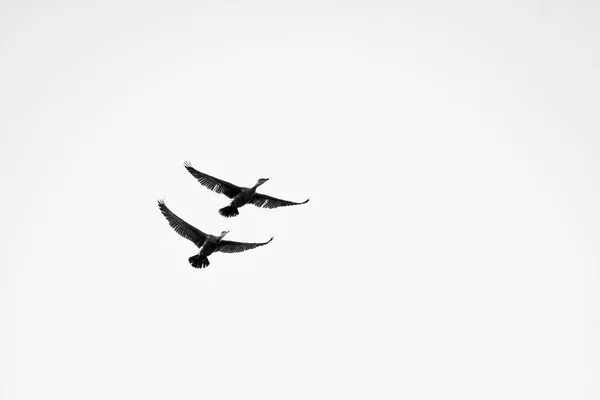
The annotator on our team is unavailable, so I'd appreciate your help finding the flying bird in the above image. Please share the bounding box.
[183,161,309,217]
[158,200,273,268]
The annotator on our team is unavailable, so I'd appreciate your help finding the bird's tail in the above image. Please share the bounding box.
[188,254,210,269]
[218,205,239,218]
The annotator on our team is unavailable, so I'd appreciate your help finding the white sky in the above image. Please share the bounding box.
[2,0,599,399]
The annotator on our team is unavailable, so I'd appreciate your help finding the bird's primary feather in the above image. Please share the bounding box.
[184,161,241,199]
[158,199,207,245]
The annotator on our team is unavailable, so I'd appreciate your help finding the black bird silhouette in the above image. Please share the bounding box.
[158,200,273,268]
[184,161,309,218]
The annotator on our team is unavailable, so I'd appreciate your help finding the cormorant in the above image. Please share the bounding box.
[183,161,309,217]
[158,200,273,268]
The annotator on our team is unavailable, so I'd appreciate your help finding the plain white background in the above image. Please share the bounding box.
[1,1,599,398]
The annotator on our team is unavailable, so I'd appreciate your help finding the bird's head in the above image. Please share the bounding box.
[220,231,229,238]
[256,178,269,186]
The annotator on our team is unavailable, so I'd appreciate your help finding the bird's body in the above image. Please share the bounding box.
[229,185,259,210]
[197,233,223,257]
[158,200,273,268]
[183,161,309,217]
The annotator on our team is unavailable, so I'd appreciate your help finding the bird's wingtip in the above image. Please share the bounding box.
[183,160,192,168]
[303,198,310,204]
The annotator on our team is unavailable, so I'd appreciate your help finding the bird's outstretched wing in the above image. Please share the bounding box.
[250,193,310,209]
[217,237,274,254]
[158,200,207,245]
[184,161,242,199]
